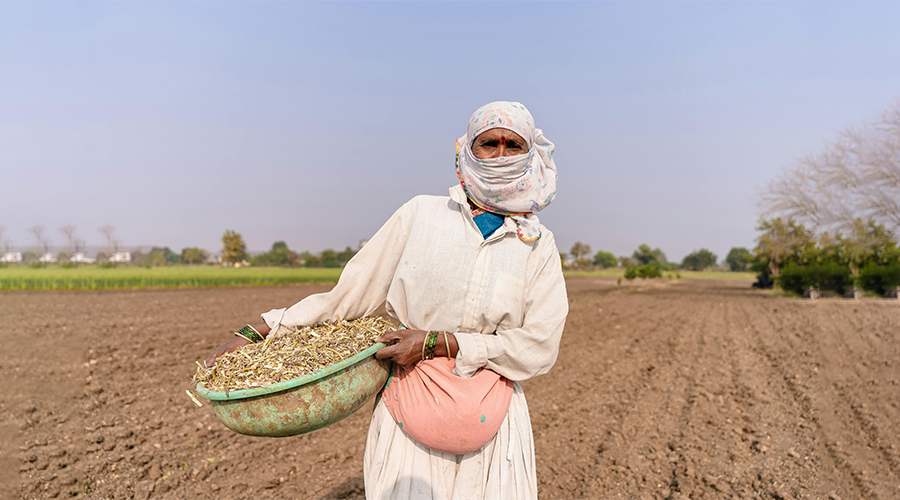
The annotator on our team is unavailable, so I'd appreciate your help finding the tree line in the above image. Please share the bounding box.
[0,224,360,269]
[565,242,752,273]
[220,230,358,268]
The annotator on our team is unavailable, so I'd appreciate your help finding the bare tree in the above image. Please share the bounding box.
[60,224,78,258]
[0,225,11,255]
[760,100,900,235]
[29,224,46,254]
[99,224,117,257]
[858,104,900,228]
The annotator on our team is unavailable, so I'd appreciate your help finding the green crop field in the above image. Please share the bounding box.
[0,265,757,291]
[0,266,344,291]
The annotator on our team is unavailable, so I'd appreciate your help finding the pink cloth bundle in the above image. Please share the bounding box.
[381,357,514,455]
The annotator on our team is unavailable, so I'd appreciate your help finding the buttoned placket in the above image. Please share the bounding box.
[457,200,512,333]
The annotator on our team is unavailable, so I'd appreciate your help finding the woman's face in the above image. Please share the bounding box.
[471,128,527,159]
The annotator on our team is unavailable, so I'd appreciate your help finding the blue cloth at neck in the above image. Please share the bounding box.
[473,211,505,239]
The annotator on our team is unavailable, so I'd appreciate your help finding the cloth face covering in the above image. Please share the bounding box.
[456,101,558,241]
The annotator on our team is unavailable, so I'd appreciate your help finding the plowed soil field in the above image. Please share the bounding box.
[3,278,899,500]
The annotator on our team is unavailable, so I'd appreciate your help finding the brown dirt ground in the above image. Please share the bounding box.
[2,278,900,500]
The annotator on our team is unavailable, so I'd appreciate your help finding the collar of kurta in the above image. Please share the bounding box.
[449,185,517,239]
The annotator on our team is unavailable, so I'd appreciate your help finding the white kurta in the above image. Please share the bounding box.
[261,185,568,500]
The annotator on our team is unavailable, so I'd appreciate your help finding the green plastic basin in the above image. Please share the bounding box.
[196,343,390,437]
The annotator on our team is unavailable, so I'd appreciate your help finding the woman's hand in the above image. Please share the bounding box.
[374,328,459,365]
[374,329,428,366]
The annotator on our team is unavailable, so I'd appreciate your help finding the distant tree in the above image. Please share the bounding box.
[725,247,753,272]
[638,264,662,282]
[29,224,46,253]
[336,246,357,265]
[301,251,321,268]
[149,247,180,266]
[570,242,592,268]
[99,224,118,257]
[278,246,359,268]
[592,250,618,269]
[320,248,340,268]
[221,230,248,265]
[0,226,11,257]
[253,241,301,267]
[834,219,896,277]
[623,265,639,287]
[181,247,209,265]
[59,224,78,258]
[618,256,637,268]
[132,249,148,266]
[754,218,816,276]
[632,244,667,268]
[682,249,718,271]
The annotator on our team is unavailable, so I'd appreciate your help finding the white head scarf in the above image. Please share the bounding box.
[455,101,558,242]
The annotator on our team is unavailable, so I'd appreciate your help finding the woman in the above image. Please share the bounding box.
[207,101,568,500]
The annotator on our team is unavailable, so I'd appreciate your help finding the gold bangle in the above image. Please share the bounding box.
[423,331,438,360]
[443,331,450,358]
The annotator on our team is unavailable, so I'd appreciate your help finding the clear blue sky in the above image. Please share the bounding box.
[2,1,899,262]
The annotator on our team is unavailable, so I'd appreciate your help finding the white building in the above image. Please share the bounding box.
[110,252,131,263]
[0,252,22,263]
[38,253,58,263]
[70,252,96,264]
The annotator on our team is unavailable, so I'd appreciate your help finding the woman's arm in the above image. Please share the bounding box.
[453,231,568,381]
[260,199,417,335]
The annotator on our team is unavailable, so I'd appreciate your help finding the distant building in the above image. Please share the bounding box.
[359,239,369,249]
[38,253,58,263]
[70,252,96,264]
[110,252,131,263]
[1,252,22,263]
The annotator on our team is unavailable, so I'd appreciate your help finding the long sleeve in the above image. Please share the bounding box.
[260,200,416,335]
[453,231,568,381]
